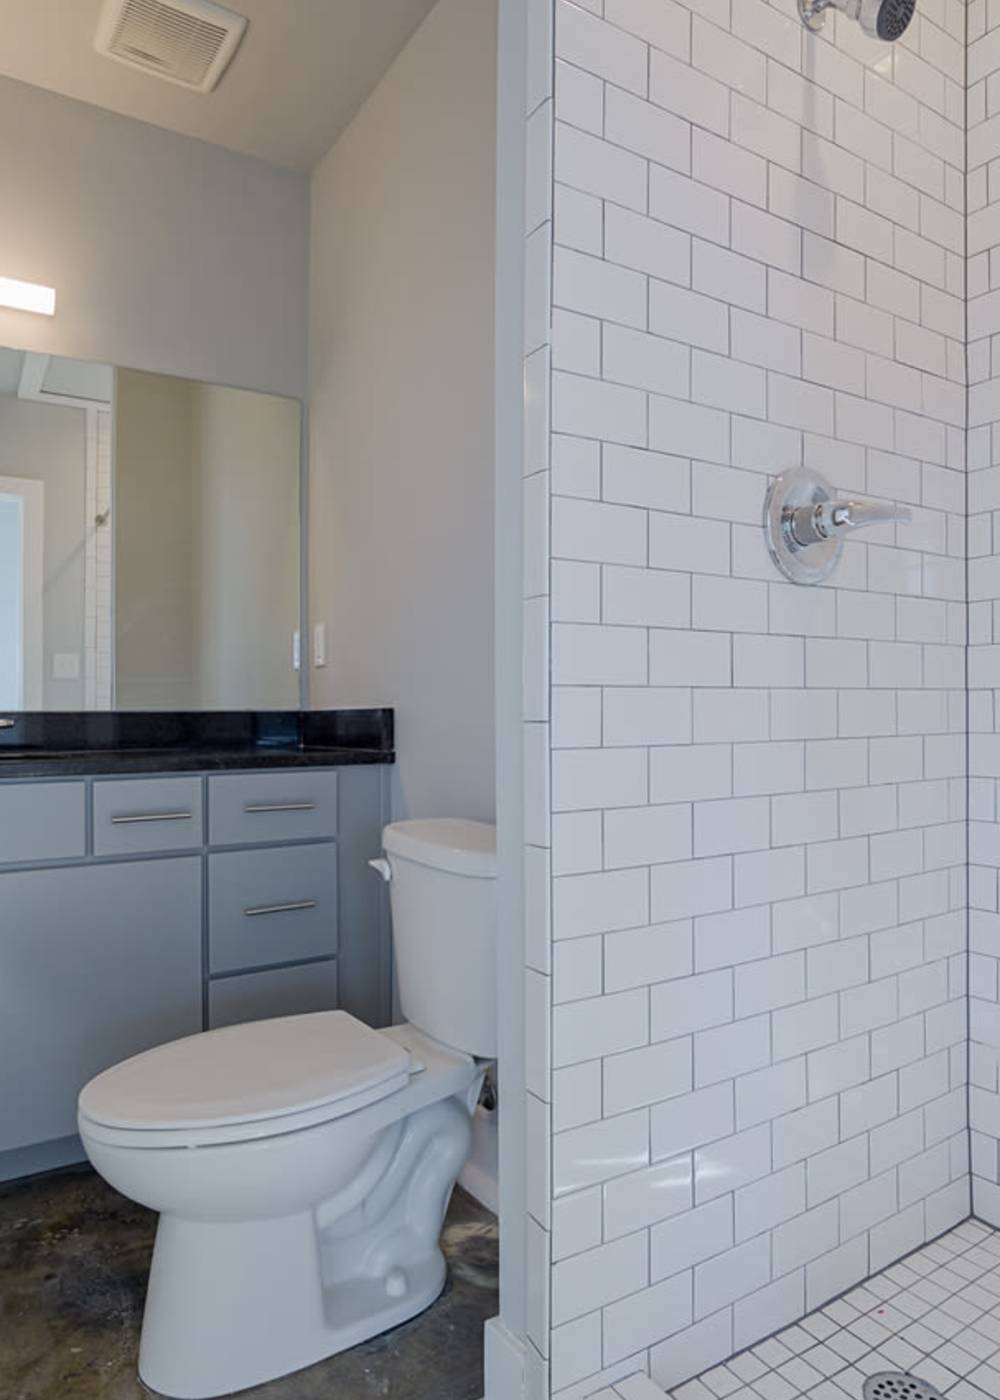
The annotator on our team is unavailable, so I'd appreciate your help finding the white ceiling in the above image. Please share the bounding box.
[0,0,439,171]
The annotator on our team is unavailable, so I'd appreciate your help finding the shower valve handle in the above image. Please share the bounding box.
[786,498,912,549]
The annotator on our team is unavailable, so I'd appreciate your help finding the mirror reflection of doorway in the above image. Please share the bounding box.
[0,476,43,711]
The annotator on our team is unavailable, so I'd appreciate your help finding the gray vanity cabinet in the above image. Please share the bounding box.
[0,858,202,1156]
[0,762,391,1181]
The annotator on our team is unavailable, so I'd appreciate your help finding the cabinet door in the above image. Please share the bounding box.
[0,858,202,1153]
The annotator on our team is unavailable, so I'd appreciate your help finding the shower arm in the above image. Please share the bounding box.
[785,498,913,550]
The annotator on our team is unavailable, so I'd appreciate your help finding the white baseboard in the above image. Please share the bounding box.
[484,1316,527,1400]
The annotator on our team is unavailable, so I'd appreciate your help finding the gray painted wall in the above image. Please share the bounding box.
[191,384,300,710]
[308,0,498,823]
[115,371,196,709]
[114,372,301,710]
[0,76,308,399]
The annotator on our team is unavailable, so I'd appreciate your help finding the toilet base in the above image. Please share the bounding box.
[138,1212,448,1399]
[136,1095,473,1399]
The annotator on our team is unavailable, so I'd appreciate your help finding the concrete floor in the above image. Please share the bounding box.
[0,1165,498,1400]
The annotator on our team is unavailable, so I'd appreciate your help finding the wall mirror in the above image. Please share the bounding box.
[0,346,302,711]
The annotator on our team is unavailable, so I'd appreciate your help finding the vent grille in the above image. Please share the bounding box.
[95,0,247,92]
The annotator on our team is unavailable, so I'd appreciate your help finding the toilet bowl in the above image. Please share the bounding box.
[78,818,497,1400]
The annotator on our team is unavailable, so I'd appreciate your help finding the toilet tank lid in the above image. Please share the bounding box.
[383,819,496,879]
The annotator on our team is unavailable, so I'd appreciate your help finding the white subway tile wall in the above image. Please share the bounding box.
[520,0,971,1396]
[970,0,1000,1230]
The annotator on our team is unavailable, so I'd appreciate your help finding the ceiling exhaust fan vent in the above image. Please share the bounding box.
[95,0,248,93]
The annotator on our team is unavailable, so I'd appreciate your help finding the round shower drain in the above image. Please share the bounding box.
[863,1374,946,1400]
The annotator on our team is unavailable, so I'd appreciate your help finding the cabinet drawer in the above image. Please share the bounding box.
[209,844,337,974]
[0,783,86,865]
[93,777,203,855]
[209,961,338,1030]
[208,770,338,847]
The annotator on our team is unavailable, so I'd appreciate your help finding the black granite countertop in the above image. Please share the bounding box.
[0,745,392,778]
[0,710,394,779]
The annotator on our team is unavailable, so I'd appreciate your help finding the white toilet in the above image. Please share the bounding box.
[77,818,497,1400]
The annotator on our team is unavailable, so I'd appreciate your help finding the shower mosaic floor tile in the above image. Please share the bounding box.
[670,1223,1000,1400]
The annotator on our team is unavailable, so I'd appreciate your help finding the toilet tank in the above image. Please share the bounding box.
[381,819,497,1059]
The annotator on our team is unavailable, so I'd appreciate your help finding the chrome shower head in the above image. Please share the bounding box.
[799,0,916,41]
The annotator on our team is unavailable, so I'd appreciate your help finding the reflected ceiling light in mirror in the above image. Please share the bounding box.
[0,277,56,316]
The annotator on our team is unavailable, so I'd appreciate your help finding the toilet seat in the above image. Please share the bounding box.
[78,1011,413,1150]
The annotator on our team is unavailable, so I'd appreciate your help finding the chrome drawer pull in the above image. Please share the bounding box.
[243,900,318,918]
[110,811,193,825]
[243,802,318,814]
